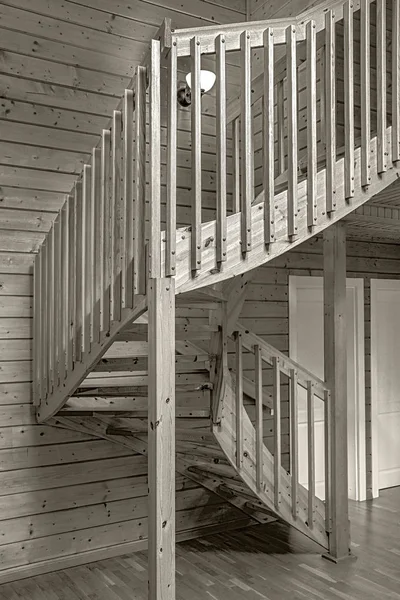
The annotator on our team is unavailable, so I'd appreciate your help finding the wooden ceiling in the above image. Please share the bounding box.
[0,0,246,255]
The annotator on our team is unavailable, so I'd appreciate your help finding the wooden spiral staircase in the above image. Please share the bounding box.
[33,0,399,592]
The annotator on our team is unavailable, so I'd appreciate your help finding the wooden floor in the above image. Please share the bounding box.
[1,487,399,600]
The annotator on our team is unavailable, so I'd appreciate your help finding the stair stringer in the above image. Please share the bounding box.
[172,130,400,295]
[213,368,329,550]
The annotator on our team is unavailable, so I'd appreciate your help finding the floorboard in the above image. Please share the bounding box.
[1,487,399,599]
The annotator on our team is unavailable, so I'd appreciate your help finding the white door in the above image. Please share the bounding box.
[371,280,400,496]
[289,276,366,502]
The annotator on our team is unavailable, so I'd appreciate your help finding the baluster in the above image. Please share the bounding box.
[286,25,298,238]
[75,180,83,363]
[377,0,387,173]
[236,332,244,469]
[53,216,61,387]
[112,110,123,322]
[264,28,275,244]
[123,89,134,307]
[216,34,227,264]
[360,0,371,186]
[166,42,177,276]
[67,195,76,373]
[240,30,253,254]
[307,381,315,529]
[60,204,67,383]
[100,129,111,335]
[325,10,336,213]
[232,118,240,213]
[393,0,400,162]
[82,164,92,354]
[255,344,263,491]
[307,20,317,228]
[149,39,162,279]
[191,36,202,272]
[48,225,54,393]
[91,147,101,343]
[134,66,147,295]
[272,356,281,509]
[277,80,285,175]
[33,252,41,406]
[40,242,48,398]
[344,0,355,199]
[324,389,332,532]
[290,369,298,519]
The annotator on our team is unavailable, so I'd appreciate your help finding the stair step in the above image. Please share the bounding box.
[94,356,210,373]
[117,324,219,341]
[80,371,210,388]
[60,397,211,418]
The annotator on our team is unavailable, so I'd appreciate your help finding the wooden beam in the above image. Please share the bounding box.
[148,278,175,599]
[323,222,351,561]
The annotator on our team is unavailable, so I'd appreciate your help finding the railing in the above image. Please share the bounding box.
[33,68,148,410]
[150,0,398,273]
[232,324,332,533]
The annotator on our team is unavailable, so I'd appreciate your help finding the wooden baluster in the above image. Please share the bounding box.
[272,356,281,509]
[255,344,263,491]
[53,215,61,387]
[325,10,336,213]
[166,42,177,277]
[264,28,275,245]
[60,204,67,383]
[307,20,317,229]
[134,66,147,295]
[307,381,315,529]
[393,0,400,162]
[377,0,387,173]
[111,110,123,322]
[236,332,243,470]
[91,147,101,343]
[67,194,76,373]
[232,118,240,213]
[123,89,134,307]
[47,225,54,394]
[82,164,92,355]
[324,389,332,532]
[75,180,83,363]
[191,36,202,272]
[344,0,355,199]
[216,34,227,264]
[100,129,111,335]
[286,25,298,238]
[40,242,48,398]
[277,80,285,175]
[290,369,298,519]
[33,252,41,406]
[240,30,253,254]
[361,0,371,186]
[149,39,162,279]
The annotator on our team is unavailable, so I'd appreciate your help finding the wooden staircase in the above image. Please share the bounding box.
[32,0,399,581]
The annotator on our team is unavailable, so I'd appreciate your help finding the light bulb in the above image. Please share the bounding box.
[186,70,216,93]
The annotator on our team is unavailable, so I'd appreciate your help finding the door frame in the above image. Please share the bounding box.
[370,278,400,498]
[289,275,366,501]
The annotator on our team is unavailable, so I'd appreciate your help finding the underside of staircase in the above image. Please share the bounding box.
[32,0,399,595]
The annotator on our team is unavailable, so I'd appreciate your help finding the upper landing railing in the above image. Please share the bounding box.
[34,0,399,416]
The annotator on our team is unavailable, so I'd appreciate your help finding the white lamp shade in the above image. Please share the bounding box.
[186,70,216,93]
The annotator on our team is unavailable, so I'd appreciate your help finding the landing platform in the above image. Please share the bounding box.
[1,487,399,599]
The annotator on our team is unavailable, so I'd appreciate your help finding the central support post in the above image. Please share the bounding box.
[323,222,351,561]
[148,278,176,599]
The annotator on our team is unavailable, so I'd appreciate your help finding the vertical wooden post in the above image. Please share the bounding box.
[148,278,175,600]
[166,42,177,277]
[323,222,351,561]
[190,35,202,272]
[272,356,281,509]
[286,25,298,238]
[216,33,227,264]
[240,30,253,254]
[344,0,354,199]
[232,118,240,213]
[306,20,317,228]
[236,332,244,470]
[325,10,336,213]
[134,66,147,295]
[123,89,134,307]
[263,28,275,245]
[149,39,162,280]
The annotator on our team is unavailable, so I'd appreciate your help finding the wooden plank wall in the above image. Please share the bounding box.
[0,0,249,583]
[238,236,400,498]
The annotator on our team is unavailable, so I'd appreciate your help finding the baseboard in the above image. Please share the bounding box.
[0,518,255,585]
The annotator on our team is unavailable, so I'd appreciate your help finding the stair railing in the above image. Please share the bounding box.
[231,324,332,534]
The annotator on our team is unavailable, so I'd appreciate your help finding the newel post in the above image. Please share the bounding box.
[323,222,351,561]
